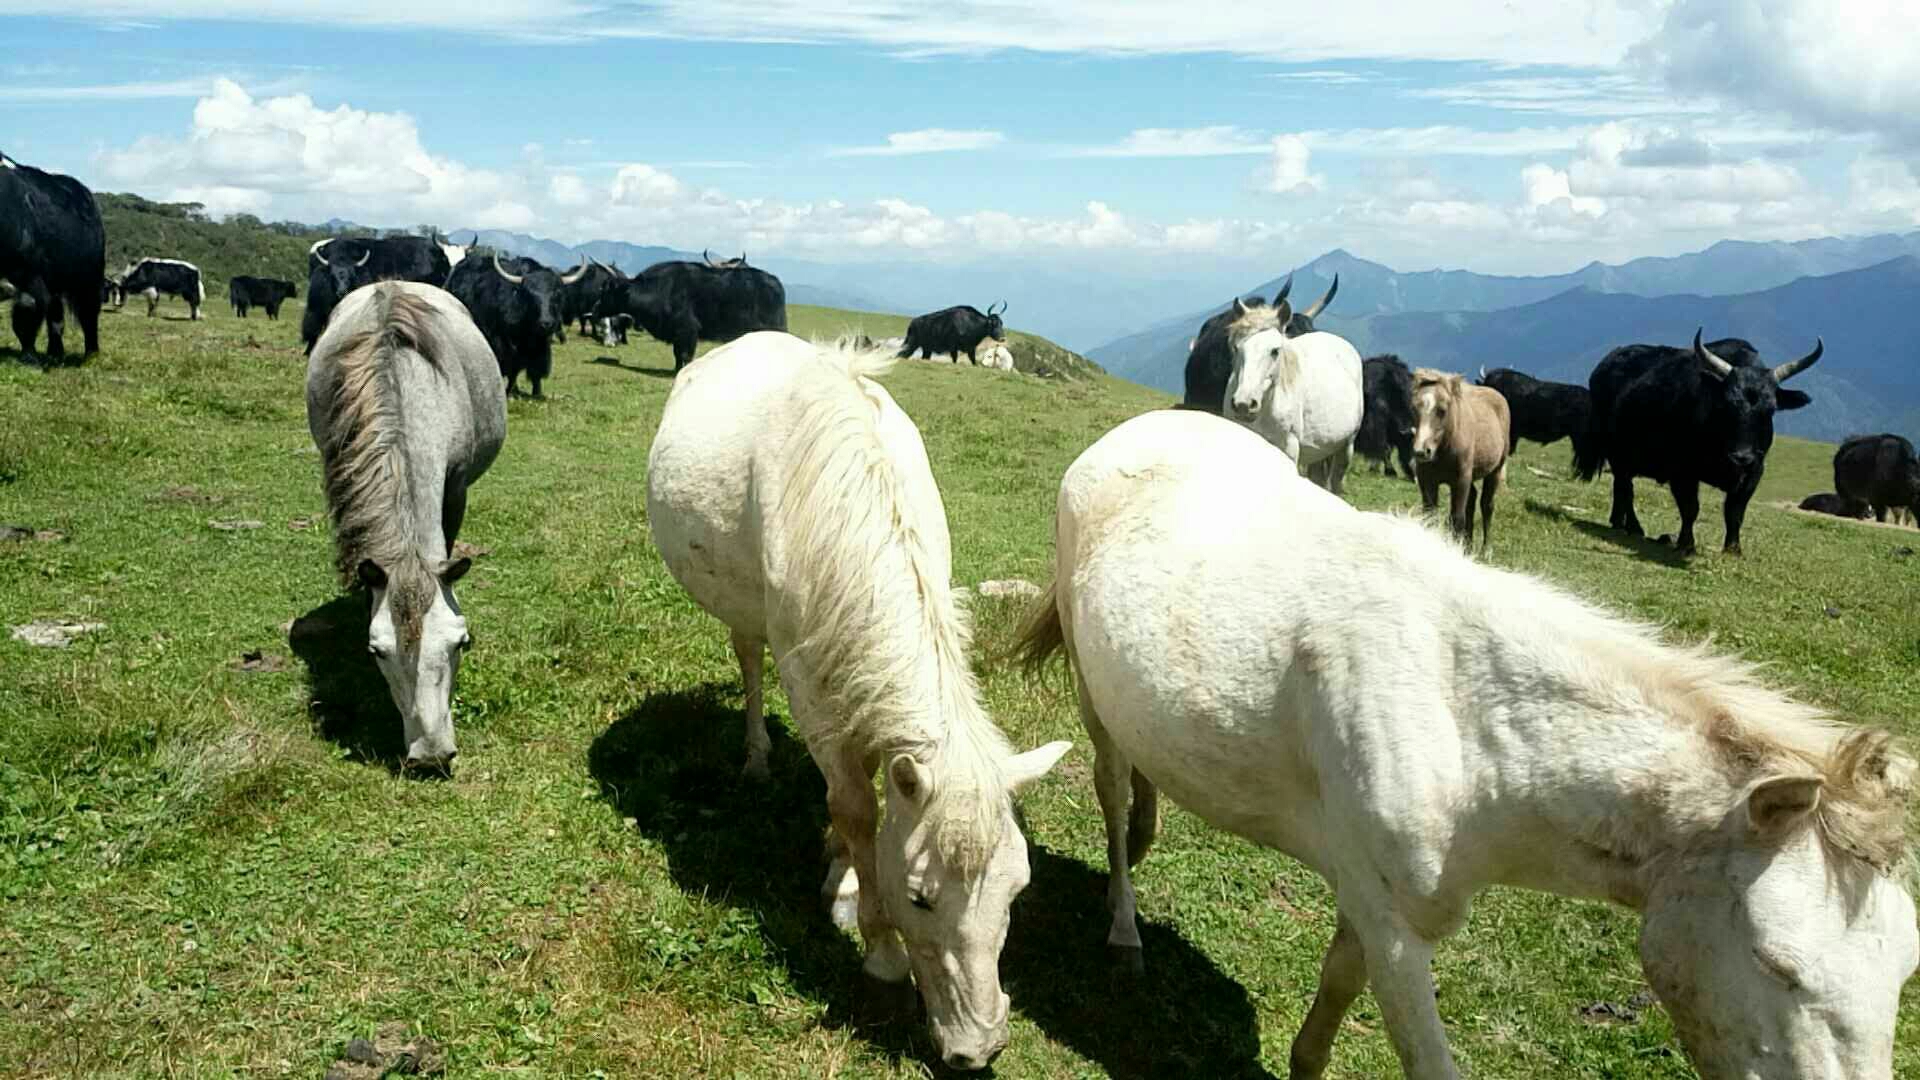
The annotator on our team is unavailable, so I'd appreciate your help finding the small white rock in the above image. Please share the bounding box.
[975,579,1042,600]
[10,620,106,648]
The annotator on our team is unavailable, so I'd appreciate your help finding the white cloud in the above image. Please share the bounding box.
[0,77,230,102]
[1633,0,1920,154]
[1261,135,1322,195]
[1568,121,1804,202]
[547,173,590,208]
[95,79,517,220]
[1262,69,1377,85]
[1520,164,1605,217]
[24,1,1663,66]
[829,129,1004,157]
[609,163,684,205]
[1072,126,1266,158]
[1405,73,1713,118]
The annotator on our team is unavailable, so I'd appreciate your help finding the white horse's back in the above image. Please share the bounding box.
[647,331,947,638]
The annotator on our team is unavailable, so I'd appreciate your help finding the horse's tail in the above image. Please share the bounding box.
[1011,580,1065,674]
[1012,580,1158,864]
[813,335,899,383]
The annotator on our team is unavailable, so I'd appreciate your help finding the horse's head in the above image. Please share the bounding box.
[359,556,473,772]
[1410,369,1465,464]
[1638,734,1918,1079]
[1223,298,1295,424]
[875,739,1071,1070]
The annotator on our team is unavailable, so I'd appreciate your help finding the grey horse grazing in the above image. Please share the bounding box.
[306,282,507,771]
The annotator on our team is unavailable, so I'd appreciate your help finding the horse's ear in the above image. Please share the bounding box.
[889,753,932,805]
[441,556,473,585]
[1746,774,1823,838]
[1005,740,1073,793]
[357,560,388,590]
[1231,297,1251,318]
[1275,300,1293,329]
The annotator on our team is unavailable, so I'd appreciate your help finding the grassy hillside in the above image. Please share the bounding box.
[1,305,1915,1078]
[97,193,340,297]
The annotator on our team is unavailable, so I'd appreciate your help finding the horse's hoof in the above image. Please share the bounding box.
[740,758,770,783]
[1107,944,1145,983]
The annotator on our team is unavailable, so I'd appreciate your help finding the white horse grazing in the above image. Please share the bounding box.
[307,282,505,771]
[646,331,1070,1071]
[1018,408,1917,1080]
[1222,298,1363,494]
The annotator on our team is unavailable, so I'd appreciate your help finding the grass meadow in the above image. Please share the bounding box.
[2,301,1917,1078]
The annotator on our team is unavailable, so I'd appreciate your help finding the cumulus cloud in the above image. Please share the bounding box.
[829,129,1004,157]
[1261,135,1323,195]
[1634,0,1920,155]
[88,80,1273,262]
[609,163,684,204]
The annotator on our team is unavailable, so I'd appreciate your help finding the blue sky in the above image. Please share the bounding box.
[3,2,1917,278]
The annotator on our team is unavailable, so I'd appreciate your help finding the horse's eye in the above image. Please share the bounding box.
[1269,347,1281,359]
[368,644,387,659]
[459,633,473,652]
[910,893,934,912]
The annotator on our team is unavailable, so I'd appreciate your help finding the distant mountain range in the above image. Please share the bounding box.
[1088,236,1920,443]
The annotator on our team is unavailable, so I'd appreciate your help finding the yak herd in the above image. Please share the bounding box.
[4,146,1915,543]
[1180,277,1918,554]
[1,150,1012,403]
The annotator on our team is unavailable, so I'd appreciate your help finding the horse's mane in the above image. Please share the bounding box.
[778,342,1014,873]
[1225,302,1283,351]
[1377,507,1913,876]
[314,286,442,639]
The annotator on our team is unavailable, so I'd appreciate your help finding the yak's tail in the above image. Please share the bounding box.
[1572,401,1608,481]
[1011,580,1065,674]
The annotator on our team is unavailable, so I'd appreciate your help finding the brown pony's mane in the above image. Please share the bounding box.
[315,287,442,643]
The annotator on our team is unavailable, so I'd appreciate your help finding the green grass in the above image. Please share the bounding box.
[2,303,1916,1078]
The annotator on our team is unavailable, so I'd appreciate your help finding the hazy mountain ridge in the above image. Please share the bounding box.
[1090,232,1920,396]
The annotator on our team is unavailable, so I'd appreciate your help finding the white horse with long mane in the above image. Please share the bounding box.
[1018,408,1917,1079]
[646,331,1070,1071]
[1222,298,1363,494]
[306,281,505,771]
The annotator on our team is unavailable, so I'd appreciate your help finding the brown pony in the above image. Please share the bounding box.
[1411,369,1511,552]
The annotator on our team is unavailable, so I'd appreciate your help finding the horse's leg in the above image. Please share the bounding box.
[1351,909,1458,1079]
[1326,443,1351,496]
[1288,913,1368,1080]
[731,630,769,780]
[1478,464,1502,556]
[1082,673,1143,965]
[1417,470,1440,516]
[1449,477,1473,545]
[823,750,910,983]
[440,486,468,550]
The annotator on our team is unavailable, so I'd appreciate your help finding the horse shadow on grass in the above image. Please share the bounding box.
[587,354,675,379]
[587,685,1276,1079]
[288,592,411,772]
[1526,497,1691,569]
